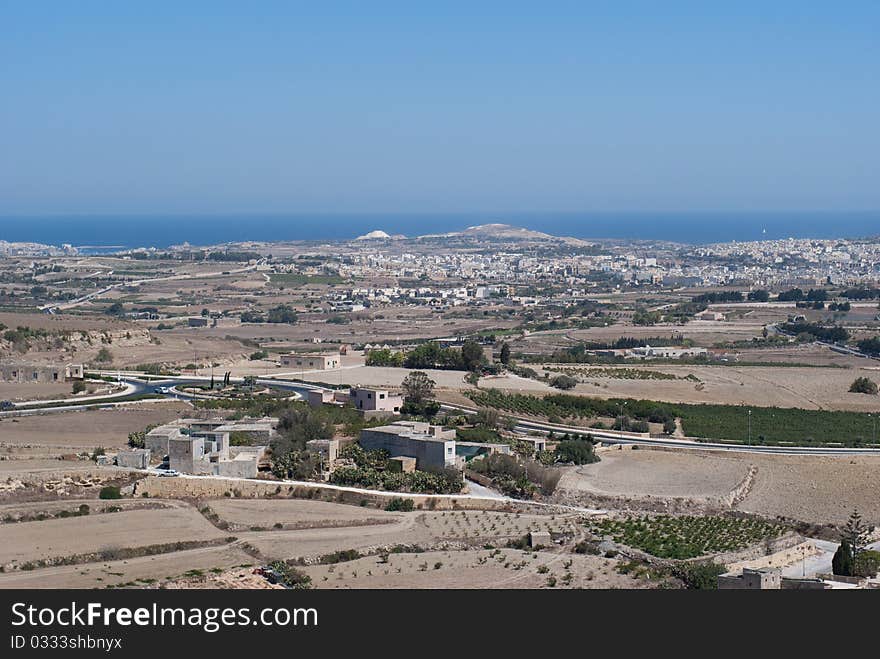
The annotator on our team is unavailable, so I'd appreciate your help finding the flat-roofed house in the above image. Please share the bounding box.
[359,421,456,471]
[279,352,341,370]
[350,386,404,418]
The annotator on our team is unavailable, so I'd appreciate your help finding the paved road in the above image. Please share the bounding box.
[0,373,318,417]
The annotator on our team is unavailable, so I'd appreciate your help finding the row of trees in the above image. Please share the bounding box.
[240,304,298,324]
[777,287,829,302]
[778,320,849,343]
[401,339,487,371]
[366,340,489,372]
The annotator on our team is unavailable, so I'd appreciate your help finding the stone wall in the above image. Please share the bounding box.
[134,475,543,513]
[719,535,815,572]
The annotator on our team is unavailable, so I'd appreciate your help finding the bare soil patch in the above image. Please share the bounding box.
[0,507,224,567]
[0,543,254,589]
[303,549,658,589]
[0,403,191,451]
[559,449,747,499]
[207,498,402,530]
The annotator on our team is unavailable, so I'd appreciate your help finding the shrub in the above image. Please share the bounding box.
[94,347,113,363]
[854,550,880,578]
[833,539,854,576]
[99,486,122,500]
[555,439,599,465]
[550,374,578,390]
[673,561,726,590]
[318,549,362,564]
[849,377,878,395]
[384,497,415,512]
[267,561,312,589]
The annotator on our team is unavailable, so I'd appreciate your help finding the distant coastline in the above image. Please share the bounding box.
[0,211,878,250]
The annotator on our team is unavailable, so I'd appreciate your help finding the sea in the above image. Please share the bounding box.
[0,212,877,252]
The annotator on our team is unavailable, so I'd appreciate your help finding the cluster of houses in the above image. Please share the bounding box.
[115,417,276,478]
[110,384,528,485]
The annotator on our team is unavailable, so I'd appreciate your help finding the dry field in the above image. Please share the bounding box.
[0,507,225,567]
[556,447,880,526]
[207,498,402,529]
[0,311,131,333]
[560,449,747,500]
[240,508,584,564]
[0,492,602,589]
[0,543,255,589]
[739,454,880,526]
[0,498,169,520]
[302,548,652,589]
[0,382,74,402]
[0,459,101,474]
[536,362,880,411]
[0,403,191,452]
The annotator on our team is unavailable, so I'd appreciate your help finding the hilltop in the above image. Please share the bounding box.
[421,222,589,245]
[356,230,393,240]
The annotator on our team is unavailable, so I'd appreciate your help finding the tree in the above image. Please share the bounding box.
[72,381,86,394]
[94,347,113,363]
[499,342,511,365]
[849,377,878,395]
[777,288,804,302]
[269,407,334,478]
[365,349,404,367]
[841,510,874,561]
[854,550,880,578]
[856,337,880,356]
[99,485,122,500]
[550,374,578,390]
[474,408,501,429]
[460,339,486,372]
[401,371,435,405]
[403,341,452,369]
[105,302,124,316]
[832,539,854,577]
[673,561,725,589]
[266,304,298,324]
[555,439,599,465]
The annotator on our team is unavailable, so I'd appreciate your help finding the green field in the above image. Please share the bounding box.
[589,515,786,559]
[465,389,880,447]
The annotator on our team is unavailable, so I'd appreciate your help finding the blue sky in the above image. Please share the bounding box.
[1,2,877,215]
